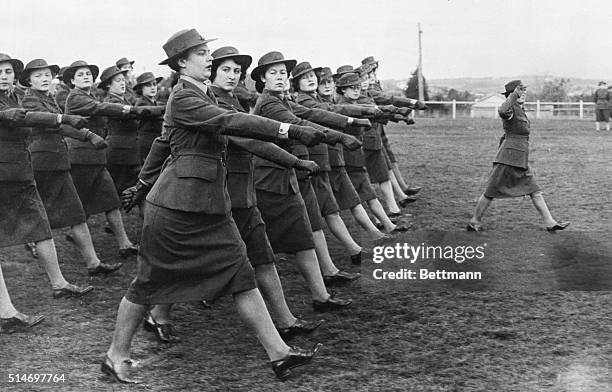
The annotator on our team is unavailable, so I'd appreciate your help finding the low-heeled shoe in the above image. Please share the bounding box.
[143,314,181,343]
[398,197,417,207]
[104,226,114,235]
[24,243,38,258]
[388,224,409,233]
[277,318,323,340]
[118,244,139,259]
[403,186,422,196]
[52,283,94,299]
[350,252,362,265]
[101,355,142,384]
[546,221,570,233]
[466,222,483,232]
[88,262,123,276]
[387,212,402,222]
[312,295,352,312]
[1,313,45,333]
[271,343,323,380]
[323,270,361,286]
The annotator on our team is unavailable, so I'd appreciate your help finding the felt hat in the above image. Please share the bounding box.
[0,53,24,77]
[211,46,252,69]
[159,28,217,66]
[62,60,100,85]
[336,72,362,88]
[250,51,297,83]
[291,61,321,80]
[19,59,60,86]
[134,72,163,90]
[98,65,128,89]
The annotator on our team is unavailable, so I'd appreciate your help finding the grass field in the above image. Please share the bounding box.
[1,117,611,392]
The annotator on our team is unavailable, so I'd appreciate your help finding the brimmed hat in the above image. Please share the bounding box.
[98,66,128,89]
[19,59,60,86]
[250,51,297,83]
[291,61,322,81]
[361,56,379,70]
[501,79,527,96]
[333,65,354,80]
[62,60,100,85]
[211,46,252,69]
[159,28,217,66]
[315,67,333,83]
[134,72,163,90]
[115,57,135,68]
[599,81,607,86]
[0,53,24,77]
[336,72,362,88]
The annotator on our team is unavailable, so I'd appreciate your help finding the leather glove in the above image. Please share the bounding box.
[146,106,165,117]
[0,108,27,123]
[293,159,320,175]
[416,100,428,110]
[287,124,325,147]
[378,104,399,114]
[397,107,412,116]
[85,131,108,149]
[340,134,362,151]
[122,181,151,213]
[129,106,151,117]
[61,114,88,129]
[351,118,372,128]
[363,106,384,117]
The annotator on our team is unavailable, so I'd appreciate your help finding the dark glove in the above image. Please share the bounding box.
[364,106,384,117]
[121,181,151,213]
[129,106,151,117]
[351,118,372,128]
[146,106,165,117]
[340,134,362,151]
[85,131,108,149]
[0,108,27,123]
[61,114,88,129]
[293,159,320,175]
[416,101,428,110]
[397,107,412,116]
[378,104,398,114]
[287,124,325,147]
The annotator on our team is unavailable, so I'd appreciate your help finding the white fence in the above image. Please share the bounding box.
[417,100,596,120]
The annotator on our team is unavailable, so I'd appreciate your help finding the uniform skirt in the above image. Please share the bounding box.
[232,206,276,267]
[311,172,340,216]
[329,167,362,210]
[298,179,326,231]
[256,189,315,253]
[596,109,610,122]
[33,170,86,229]
[125,202,256,305]
[365,149,390,183]
[346,167,378,202]
[70,165,121,216]
[106,163,141,194]
[138,133,158,164]
[484,163,541,199]
[0,181,52,248]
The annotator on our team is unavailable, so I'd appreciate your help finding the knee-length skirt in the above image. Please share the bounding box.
[484,163,541,199]
[232,206,276,267]
[310,172,340,216]
[256,189,315,254]
[329,167,362,210]
[106,163,141,194]
[33,170,86,229]
[125,202,256,305]
[346,167,378,202]
[365,149,390,183]
[0,181,52,248]
[298,178,326,231]
[138,133,158,164]
[70,165,121,216]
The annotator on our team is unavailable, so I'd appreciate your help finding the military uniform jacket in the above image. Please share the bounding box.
[146,77,286,214]
[594,87,610,110]
[495,92,530,169]
[54,82,71,112]
[0,90,68,181]
[64,88,126,165]
[135,96,163,137]
[104,93,140,166]
[335,95,372,168]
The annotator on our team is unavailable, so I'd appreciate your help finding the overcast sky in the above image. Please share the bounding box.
[1,0,611,82]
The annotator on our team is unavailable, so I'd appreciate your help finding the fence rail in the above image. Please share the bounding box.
[417,100,596,119]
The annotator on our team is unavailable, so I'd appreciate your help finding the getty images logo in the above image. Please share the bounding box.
[372,243,487,264]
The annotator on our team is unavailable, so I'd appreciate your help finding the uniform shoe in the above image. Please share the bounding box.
[88,262,123,276]
[312,295,352,312]
[1,313,45,333]
[387,224,410,234]
[143,313,181,343]
[52,283,94,299]
[546,221,570,233]
[277,318,323,340]
[466,222,483,232]
[398,197,417,207]
[24,243,38,258]
[403,186,422,196]
[323,270,361,286]
[387,212,402,222]
[101,355,142,384]
[350,251,362,265]
[271,343,323,380]
[118,244,139,259]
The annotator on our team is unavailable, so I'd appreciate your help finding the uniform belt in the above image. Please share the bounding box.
[175,150,227,161]
[504,134,529,140]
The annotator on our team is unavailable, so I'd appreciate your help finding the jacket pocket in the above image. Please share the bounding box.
[175,155,218,181]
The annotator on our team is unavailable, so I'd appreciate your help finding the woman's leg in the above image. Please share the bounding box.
[294,249,331,302]
[105,209,135,249]
[253,263,296,328]
[469,194,493,226]
[106,297,148,362]
[529,191,557,227]
[367,199,396,232]
[149,304,173,324]
[0,264,18,318]
[377,180,401,214]
[350,204,386,240]
[312,230,340,277]
[69,222,101,268]
[389,171,409,200]
[391,162,410,190]
[233,288,289,361]
[324,213,362,256]
[34,239,69,289]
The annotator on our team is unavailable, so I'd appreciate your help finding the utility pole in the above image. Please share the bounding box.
[417,23,424,101]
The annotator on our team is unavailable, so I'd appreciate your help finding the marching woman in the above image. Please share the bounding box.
[293,61,388,257]
[0,53,93,299]
[335,72,408,233]
[133,72,164,164]
[467,80,569,232]
[19,59,122,277]
[252,51,365,284]
[103,29,322,383]
[63,61,151,258]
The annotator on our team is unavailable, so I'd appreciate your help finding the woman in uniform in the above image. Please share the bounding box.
[133,72,164,164]
[63,61,153,258]
[467,80,569,232]
[0,53,93,298]
[19,59,119,277]
[103,29,322,383]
